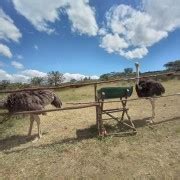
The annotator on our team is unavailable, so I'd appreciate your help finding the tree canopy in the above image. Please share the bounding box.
[164,60,180,72]
[47,71,64,86]
[31,77,44,86]
[124,68,133,74]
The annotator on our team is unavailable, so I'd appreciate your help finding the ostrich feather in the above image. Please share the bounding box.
[136,79,165,97]
[3,90,62,113]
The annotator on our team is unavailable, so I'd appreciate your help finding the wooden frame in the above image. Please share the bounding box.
[95,85,137,137]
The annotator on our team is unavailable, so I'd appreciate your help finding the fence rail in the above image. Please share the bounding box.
[0,72,177,94]
[0,103,98,116]
[67,93,180,105]
[0,93,179,116]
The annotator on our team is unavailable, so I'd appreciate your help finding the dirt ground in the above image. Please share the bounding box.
[0,80,180,179]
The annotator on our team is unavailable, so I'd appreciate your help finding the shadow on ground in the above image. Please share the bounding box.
[0,133,48,151]
[1,116,179,153]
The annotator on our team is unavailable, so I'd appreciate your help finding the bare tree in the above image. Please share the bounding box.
[31,77,44,86]
[124,68,133,75]
[0,80,10,89]
[164,60,180,72]
[47,71,64,86]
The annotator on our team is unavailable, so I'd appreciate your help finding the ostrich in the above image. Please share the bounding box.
[135,62,165,123]
[0,90,62,139]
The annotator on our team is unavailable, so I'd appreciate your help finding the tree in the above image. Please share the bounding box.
[164,60,180,72]
[100,74,109,80]
[47,71,64,86]
[70,79,77,83]
[124,68,133,74]
[31,77,44,86]
[0,80,10,89]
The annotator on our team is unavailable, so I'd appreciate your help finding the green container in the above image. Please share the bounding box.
[97,86,133,99]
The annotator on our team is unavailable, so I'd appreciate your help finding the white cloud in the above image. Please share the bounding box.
[16,54,23,59]
[63,73,99,82]
[12,0,98,36]
[0,44,12,58]
[0,69,99,83]
[0,69,46,83]
[21,69,47,78]
[0,9,22,58]
[100,33,128,53]
[143,0,180,32]
[34,44,38,50]
[98,28,107,36]
[120,47,148,59]
[0,61,5,67]
[66,0,98,36]
[0,69,12,81]
[11,61,24,69]
[89,75,99,80]
[100,1,180,59]
[0,8,22,42]
[12,0,64,34]
[11,74,29,83]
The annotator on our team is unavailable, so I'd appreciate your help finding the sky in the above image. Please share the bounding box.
[0,0,180,83]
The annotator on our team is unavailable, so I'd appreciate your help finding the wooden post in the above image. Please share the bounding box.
[94,84,98,126]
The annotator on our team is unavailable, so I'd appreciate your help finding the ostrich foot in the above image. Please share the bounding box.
[146,118,154,124]
[31,135,42,143]
[38,133,42,139]
[148,120,154,124]
[32,137,39,143]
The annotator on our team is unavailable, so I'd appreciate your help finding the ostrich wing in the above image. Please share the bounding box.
[6,92,44,112]
[5,90,62,113]
[146,80,165,96]
[136,79,165,97]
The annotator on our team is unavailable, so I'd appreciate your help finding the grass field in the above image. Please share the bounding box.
[0,80,180,179]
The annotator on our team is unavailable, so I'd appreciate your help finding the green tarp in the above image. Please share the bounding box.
[97,86,133,99]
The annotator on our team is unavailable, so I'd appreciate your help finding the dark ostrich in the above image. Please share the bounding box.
[135,62,165,123]
[0,90,62,139]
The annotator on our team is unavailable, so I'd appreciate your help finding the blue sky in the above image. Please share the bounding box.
[0,0,180,82]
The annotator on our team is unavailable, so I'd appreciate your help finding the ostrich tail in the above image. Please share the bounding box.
[51,94,62,108]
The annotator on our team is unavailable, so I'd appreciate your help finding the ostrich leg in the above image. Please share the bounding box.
[28,114,34,136]
[34,115,42,139]
[149,98,155,123]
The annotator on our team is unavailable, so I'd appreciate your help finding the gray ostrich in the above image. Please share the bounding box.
[0,90,62,139]
[135,62,165,123]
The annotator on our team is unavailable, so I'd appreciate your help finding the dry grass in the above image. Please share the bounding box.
[0,80,180,179]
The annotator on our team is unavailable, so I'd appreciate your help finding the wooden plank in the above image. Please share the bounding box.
[94,84,98,126]
[102,108,128,114]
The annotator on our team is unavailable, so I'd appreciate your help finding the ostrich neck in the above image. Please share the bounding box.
[135,63,140,85]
